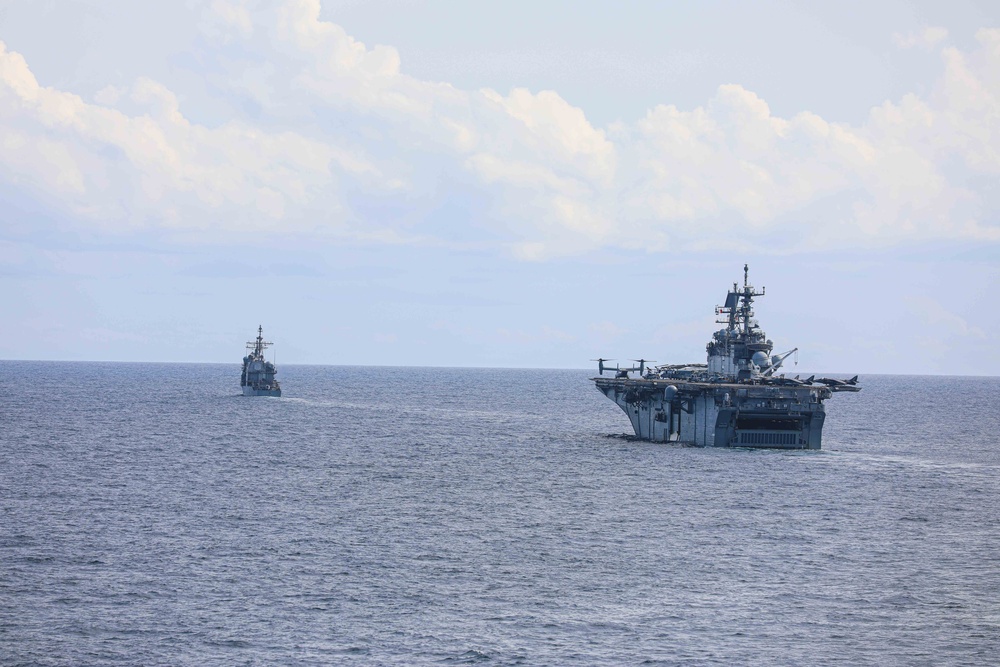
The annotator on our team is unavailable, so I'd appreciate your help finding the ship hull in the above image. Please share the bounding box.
[242,385,281,397]
[595,378,827,449]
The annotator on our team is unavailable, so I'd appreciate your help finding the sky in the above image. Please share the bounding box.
[1,0,998,375]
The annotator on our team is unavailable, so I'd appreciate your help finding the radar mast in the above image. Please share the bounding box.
[715,264,765,337]
[247,325,274,358]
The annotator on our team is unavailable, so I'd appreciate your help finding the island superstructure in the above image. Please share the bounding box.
[594,266,858,449]
[241,325,281,397]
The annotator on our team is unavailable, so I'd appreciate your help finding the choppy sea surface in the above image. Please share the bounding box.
[2,362,999,666]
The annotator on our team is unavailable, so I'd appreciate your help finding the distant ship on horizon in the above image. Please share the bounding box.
[241,325,281,397]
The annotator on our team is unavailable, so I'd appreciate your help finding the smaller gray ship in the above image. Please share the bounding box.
[241,325,281,397]
[594,265,859,449]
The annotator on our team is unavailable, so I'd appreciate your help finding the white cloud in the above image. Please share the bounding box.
[201,0,254,41]
[1,3,1000,258]
[893,27,949,50]
[481,87,616,183]
[465,153,586,196]
[0,39,385,232]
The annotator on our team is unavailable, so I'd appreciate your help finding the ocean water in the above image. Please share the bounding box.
[2,362,999,666]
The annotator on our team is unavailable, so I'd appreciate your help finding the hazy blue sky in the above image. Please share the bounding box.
[1,0,998,374]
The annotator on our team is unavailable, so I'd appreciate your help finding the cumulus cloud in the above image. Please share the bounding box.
[1,1,1000,259]
[0,39,383,233]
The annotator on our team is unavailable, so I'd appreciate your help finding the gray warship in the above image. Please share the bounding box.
[594,266,858,449]
[241,325,281,397]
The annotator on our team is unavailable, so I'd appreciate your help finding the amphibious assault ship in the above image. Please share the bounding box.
[241,325,281,397]
[594,266,858,449]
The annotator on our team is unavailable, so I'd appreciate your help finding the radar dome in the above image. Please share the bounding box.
[752,351,770,367]
[664,385,678,400]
